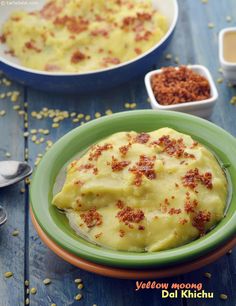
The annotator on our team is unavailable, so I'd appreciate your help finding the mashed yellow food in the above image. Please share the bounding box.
[52,128,227,252]
[1,0,168,72]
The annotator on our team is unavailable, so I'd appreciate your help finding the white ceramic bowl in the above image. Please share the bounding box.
[144,65,218,118]
[219,27,236,85]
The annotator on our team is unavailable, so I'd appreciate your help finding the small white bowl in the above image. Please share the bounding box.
[144,65,218,118]
[219,28,236,84]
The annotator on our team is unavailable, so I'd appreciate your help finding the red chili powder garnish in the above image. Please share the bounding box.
[54,16,89,33]
[111,156,130,172]
[129,155,156,186]
[184,197,198,214]
[91,29,109,37]
[80,208,102,228]
[116,200,125,209]
[119,229,125,237]
[168,208,182,215]
[88,143,113,161]
[116,206,145,226]
[119,143,132,157]
[25,41,41,53]
[40,1,62,20]
[71,51,86,64]
[192,210,211,234]
[95,232,102,239]
[152,135,195,159]
[0,34,6,43]
[138,225,145,230]
[182,168,213,190]
[151,66,211,105]
[134,132,150,144]
[179,218,188,225]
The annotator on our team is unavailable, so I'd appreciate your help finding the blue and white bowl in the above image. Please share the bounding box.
[0,0,178,93]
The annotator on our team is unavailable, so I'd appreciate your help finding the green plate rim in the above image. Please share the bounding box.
[30,110,236,268]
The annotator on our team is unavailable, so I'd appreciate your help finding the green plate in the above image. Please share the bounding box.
[30,110,236,268]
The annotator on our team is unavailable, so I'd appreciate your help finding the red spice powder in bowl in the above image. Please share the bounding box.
[144,65,218,118]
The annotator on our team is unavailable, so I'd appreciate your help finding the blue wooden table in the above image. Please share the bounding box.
[0,1,236,305]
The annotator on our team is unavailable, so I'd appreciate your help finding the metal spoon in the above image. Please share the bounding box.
[0,206,7,226]
[0,161,32,188]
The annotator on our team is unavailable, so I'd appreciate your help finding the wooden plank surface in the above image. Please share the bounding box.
[0,0,236,305]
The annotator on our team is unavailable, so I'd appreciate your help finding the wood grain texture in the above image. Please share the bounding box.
[0,0,236,305]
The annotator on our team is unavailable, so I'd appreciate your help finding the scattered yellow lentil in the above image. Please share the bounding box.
[74,278,82,284]
[124,103,130,109]
[20,188,26,193]
[0,110,6,116]
[204,272,212,279]
[77,113,84,119]
[12,230,19,236]
[230,96,236,104]
[26,288,30,294]
[30,287,37,295]
[0,93,6,99]
[31,135,37,142]
[70,112,76,117]
[2,78,11,86]
[43,278,51,285]
[95,112,101,118]
[201,0,208,3]
[25,298,30,305]
[165,53,172,60]
[24,132,29,138]
[72,118,79,123]
[217,78,224,84]
[208,23,215,29]
[51,304,57,306]
[4,271,13,278]
[130,103,136,109]
[13,105,20,111]
[52,123,59,128]
[78,283,84,290]
[220,294,228,300]
[85,115,91,121]
[25,178,31,185]
[25,280,29,287]
[75,293,82,301]
[10,91,20,102]
[174,56,179,64]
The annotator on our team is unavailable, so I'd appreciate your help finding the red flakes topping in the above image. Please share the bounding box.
[168,208,182,215]
[25,41,41,53]
[54,16,89,33]
[78,163,94,171]
[135,30,152,41]
[71,51,86,64]
[152,135,195,159]
[0,35,6,43]
[192,211,211,234]
[184,193,198,214]
[116,200,125,209]
[182,168,213,190]
[40,1,62,20]
[91,29,109,37]
[134,48,142,55]
[119,143,131,156]
[122,16,136,27]
[116,206,145,226]
[95,232,102,239]
[134,132,150,144]
[175,183,179,188]
[119,229,125,237]
[89,143,113,161]
[11,16,21,22]
[93,167,98,175]
[138,225,145,230]
[80,208,102,228]
[74,180,84,186]
[102,57,121,65]
[179,218,188,225]
[111,156,130,172]
[136,12,152,21]
[190,141,199,149]
[129,155,156,186]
